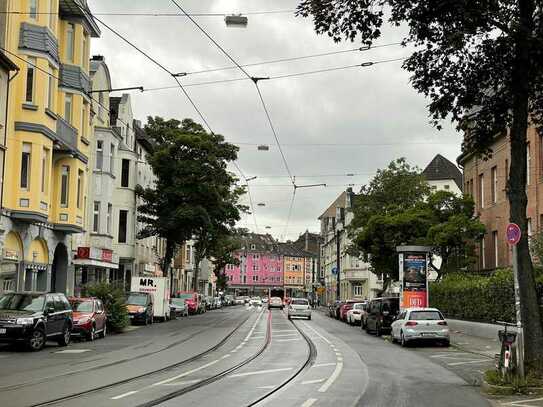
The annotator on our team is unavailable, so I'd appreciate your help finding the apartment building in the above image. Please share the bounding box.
[0,0,100,294]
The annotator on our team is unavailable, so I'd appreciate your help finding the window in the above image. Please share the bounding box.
[242,275,246,284]
[252,254,259,260]
[41,148,48,193]
[96,140,103,170]
[481,237,486,270]
[252,264,259,271]
[252,275,259,282]
[185,246,191,263]
[121,159,130,187]
[250,244,256,250]
[29,0,38,19]
[491,166,497,204]
[60,165,69,207]
[81,102,88,139]
[81,34,88,66]
[528,218,532,238]
[527,143,531,185]
[21,143,31,189]
[107,203,112,234]
[25,57,36,103]
[110,144,115,172]
[478,173,484,209]
[66,23,75,62]
[98,91,104,118]
[48,0,55,29]
[443,184,450,190]
[493,231,499,268]
[47,65,54,110]
[77,170,83,209]
[93,202,100,233]
[64,93,73,123]
[118,210,128,243]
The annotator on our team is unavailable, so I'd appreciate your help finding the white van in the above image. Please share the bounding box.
[130,277,171,321]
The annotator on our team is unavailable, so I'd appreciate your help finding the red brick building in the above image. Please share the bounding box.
[458,126,541,270]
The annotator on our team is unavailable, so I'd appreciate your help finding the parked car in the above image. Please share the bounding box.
[126,292,154,325]
[69,297,107,341]
[328,301,340,318]
[364,297,400,336]
[176,292,200,314]
[391,308,450,347]
[234,297,245,305]
[268,297,284,310]
[169,298,189,318]
[249,297,262,307]
[197,294,207,313]
[0,292,72,351]
[224,295,234,306]
[214,297,223,309]
[130,277,170,321]
[332,301,344,319]
[287,298,311,320]
[262,297,269,304]
[346,302,367,325]
[339,301,359,321]
[204,296,214,310]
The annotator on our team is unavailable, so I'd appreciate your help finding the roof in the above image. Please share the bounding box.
[0,52,18,72]
[134,121,155,153]
[276,242,315,258]
[318,191,347,220]
[422,154,463,190]
[109,97,121,125]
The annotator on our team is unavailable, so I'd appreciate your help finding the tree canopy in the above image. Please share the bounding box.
[136,117,246,283]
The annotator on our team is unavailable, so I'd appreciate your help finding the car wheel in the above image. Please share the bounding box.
[443,339,450,347]
[57,324,71,347]
[400,331,407,347]
[288,315,292,320]
[87,325,96,342]
[307,315,311,321]
[100,324,107,338]
[27,329,46,351]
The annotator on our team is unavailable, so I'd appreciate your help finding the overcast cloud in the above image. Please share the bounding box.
[89,0,463,241]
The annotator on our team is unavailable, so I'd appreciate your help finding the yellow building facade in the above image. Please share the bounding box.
[0,0,100,293]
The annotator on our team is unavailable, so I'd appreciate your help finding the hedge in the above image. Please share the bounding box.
[429,269,543,323]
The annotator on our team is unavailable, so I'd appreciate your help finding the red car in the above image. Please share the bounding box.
[339,300,358,321]
[176,291,200,314]
[68,297,107,341]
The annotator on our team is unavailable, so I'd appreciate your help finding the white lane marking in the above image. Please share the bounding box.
[312,362,336,368]
[152,359,220,386]
[162,379,199,386]
[271,333,299,337]
[301,398,318,407]
[111,391,139,400]
[301,322,331,344]
[55,349,91,354]
[302,378,326,385]
[257,385,276,389]
[228,367,293,378]
[505,397,543,406]
[447,359,489,366]
[337,357,343,362]
[430,352,472,358]
[277,338,301,342]
[221,354,231,359]
[318,362,343,393]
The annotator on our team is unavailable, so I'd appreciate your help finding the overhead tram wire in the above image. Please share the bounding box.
[141,57,409,93]
[168,0,296,189]
[232,162,260,234]
[0,10,296,17]
[282,189,297,241]
[84,8,262,234]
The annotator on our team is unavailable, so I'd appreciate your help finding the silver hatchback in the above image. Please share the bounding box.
[287,298,311,320]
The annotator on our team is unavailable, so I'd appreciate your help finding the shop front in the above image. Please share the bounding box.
[0,231,23,293]
[73,247,119,296]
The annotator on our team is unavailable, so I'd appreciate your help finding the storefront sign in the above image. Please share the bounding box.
[77,247,115,263]
[3,249,19,261]
[400,252,428,309]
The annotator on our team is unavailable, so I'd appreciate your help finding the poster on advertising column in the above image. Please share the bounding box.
[401,252,428,309]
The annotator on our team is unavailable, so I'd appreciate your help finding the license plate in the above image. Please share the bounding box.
[421,332,436,336]
[0,328,6,334]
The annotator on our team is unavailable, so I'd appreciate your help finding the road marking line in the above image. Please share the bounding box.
[447,359,489,366]
[55,349,91,354]
[277,338,301,342]
[228,367,293,378]
[505,397,543,406]
[301,322,331,344]
[312,363,336,368]
[431,352,472,358]
[337,357,343,362]
[302,378,326,385]
[318,362,343,393]
[152,359,220,386]
[221,354,231,359]
[111,391,139,400]
[272,333,299,337]
[302,398,318,407]
[257,385,276,389]
[162,379,199,386]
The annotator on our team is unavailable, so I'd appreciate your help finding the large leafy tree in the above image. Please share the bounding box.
[206,228,247,292]
[298,0,543,374]
[136,117,245,293]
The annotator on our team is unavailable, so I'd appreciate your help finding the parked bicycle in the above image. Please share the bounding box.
[495,320,518,377]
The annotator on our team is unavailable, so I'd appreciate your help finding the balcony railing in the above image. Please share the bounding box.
[56,116,78,152]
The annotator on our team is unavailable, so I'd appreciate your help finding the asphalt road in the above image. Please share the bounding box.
[0,305,502,407]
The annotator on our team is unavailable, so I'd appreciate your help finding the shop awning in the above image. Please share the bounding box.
[72,259,119,269]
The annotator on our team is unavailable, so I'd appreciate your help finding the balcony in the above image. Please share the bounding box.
[59,0,101,37]
[55,116,77,151]
[59,64,91,94]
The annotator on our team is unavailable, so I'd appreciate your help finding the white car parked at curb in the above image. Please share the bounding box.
[390,307,450,347]
[346,302,367,325]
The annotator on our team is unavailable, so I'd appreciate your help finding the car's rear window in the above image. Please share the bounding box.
[409,311,443,320]
[291,299,308,305]
[71,300,93,312]
[353,303,365,309]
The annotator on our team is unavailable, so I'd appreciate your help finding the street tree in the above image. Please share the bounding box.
[207,228,247,292]
[297,0,543,374]
[136,117,244,293]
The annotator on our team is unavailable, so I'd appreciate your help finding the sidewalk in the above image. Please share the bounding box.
[447,319,502,359]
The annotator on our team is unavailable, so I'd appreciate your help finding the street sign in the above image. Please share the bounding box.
[506,223,522,245]
[331,266,338,275]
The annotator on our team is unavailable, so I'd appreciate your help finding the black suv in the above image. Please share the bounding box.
[126,292,154,325]
[364,297,400,336]
[0,292,73,351]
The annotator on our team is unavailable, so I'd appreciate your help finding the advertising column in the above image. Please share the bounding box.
[397,246,432,310]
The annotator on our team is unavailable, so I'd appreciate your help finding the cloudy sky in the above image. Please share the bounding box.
[89,0,463,241]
